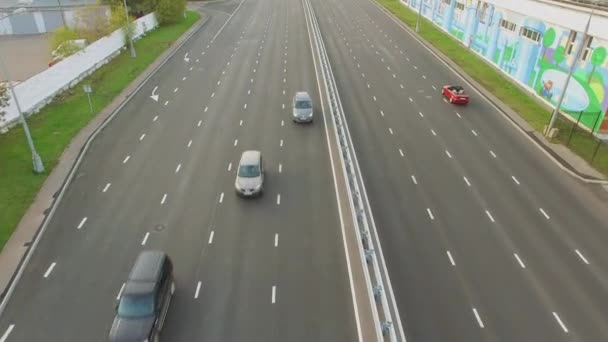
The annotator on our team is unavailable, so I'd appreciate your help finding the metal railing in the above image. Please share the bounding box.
[302,0,406,340]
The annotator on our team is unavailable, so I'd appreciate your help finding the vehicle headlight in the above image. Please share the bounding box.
[255,184,262,190]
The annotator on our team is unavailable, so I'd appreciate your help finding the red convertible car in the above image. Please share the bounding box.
[442,85,469,104]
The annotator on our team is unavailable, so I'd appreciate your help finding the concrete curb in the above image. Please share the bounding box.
[0,12,210,312]
[371,0,608,184]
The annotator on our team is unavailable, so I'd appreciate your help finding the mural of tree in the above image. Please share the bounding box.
[541,28,556,60]
[554,46,566,66]
[588,46,607,83]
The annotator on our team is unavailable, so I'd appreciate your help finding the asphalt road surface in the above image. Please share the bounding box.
[0,0,358,341]
[310,0,608,341]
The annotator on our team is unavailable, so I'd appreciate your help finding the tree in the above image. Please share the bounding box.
[541,28,556,61]
[588,46,607,83]
[155,0,185,25]
[0,83,9,127]
[99,0,157,17]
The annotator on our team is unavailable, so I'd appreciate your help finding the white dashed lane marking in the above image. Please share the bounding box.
[575,249,590,264]
[102,183,111,193]
[77,217,87,230]
[514,253,526,269]
[44,262,56,278]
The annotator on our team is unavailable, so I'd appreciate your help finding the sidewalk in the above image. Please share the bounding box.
[0,14,208,303]
[373,1,607,184]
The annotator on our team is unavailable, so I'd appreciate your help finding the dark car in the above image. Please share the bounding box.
[442,85,470,104]
[109,250,175,342]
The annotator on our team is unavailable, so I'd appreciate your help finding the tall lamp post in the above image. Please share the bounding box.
[0,7,44,173]
[122,0,137,58]
[545,2,597,137]
[415,0,424,33]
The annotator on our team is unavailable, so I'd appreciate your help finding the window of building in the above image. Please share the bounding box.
[565,31,577,55]
[499,19,516,32]
[455,2,464,11]
[442,0,451,4]
[520,27,541,43]
[479,3,489,23]
[581,36,594,61]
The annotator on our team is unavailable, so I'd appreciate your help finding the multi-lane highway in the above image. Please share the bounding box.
[311,0,608,341]
[0,0,359,341]
[2,0,608,341]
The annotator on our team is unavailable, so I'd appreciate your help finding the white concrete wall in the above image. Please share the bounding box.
[0,13,158,129]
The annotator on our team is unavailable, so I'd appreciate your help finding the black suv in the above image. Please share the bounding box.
[109,250,175,342]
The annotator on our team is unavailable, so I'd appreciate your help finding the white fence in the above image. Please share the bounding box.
[0,13,158,130]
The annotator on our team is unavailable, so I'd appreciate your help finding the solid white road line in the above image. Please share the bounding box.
[445,150,453,158]
[0,324,14,342]
[490,150,497,158]
[116,283,125,300]
[274,234,279,247]
[514,253,526,268]
[102,183,111,193]
[271,285,277,303]
[43,262,56,278]
[431,129,437,136]
[228,162,232,171]
[194,281,202,299]
[473,308,485,328]
[472,129,478,136]
[234,139,238,146]
[276,194,281,205]
[208,231,215,244]
[463,176,471,187]
[427,208,435,220]
[553,312,569,333]
[539,208,550,219]
[187,140,193,148]
[175,164,182,173]
[575,249,590,264]
[279,164,282,173]
[122,155,130,164]
[77,217,87,230]
[399,148,404,157]
[485,210,495,223]
[139,133,146,141]
[411,175,418,185]
[141,232,150,245]
[511,176,520,185]
[161,194,167,205]
[446,251,455,266]
[219,192,224,203]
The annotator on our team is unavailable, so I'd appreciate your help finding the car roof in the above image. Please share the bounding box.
[123,250,166,295]
[240,150,261,165]
[295,92,311,101]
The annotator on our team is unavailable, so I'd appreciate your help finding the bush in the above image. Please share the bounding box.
[50,26,79,51]
[156,0,186,25]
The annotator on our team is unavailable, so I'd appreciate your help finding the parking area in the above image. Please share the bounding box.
[0,33,51,82]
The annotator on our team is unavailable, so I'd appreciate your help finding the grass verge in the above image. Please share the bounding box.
[0,10,201,250]
[375,0,608,176]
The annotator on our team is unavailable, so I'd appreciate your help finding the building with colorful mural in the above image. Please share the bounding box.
[401,0,608,134]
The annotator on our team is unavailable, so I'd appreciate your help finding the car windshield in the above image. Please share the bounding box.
[238,164,260,178]
[117,294,155,319]
[295,100,312,109]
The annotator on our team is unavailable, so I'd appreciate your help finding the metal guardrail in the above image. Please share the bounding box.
[302,0,406,340]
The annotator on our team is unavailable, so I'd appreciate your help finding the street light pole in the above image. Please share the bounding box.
[415,0,423,33]
[0,44,44,173]
[545,7,593,136]
[122,0,136,58]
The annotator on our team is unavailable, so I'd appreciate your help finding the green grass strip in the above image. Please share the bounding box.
[0,11,201,250]
[375,0,608,176]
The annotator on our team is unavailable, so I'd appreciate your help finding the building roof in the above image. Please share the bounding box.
[1,0,98,9]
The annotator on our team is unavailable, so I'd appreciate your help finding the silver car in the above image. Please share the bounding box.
[292,91,313,123]
[235,150,264,197]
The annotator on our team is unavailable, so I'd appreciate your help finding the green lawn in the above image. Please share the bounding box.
[375,0,608,176]
[0,11,201,250]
